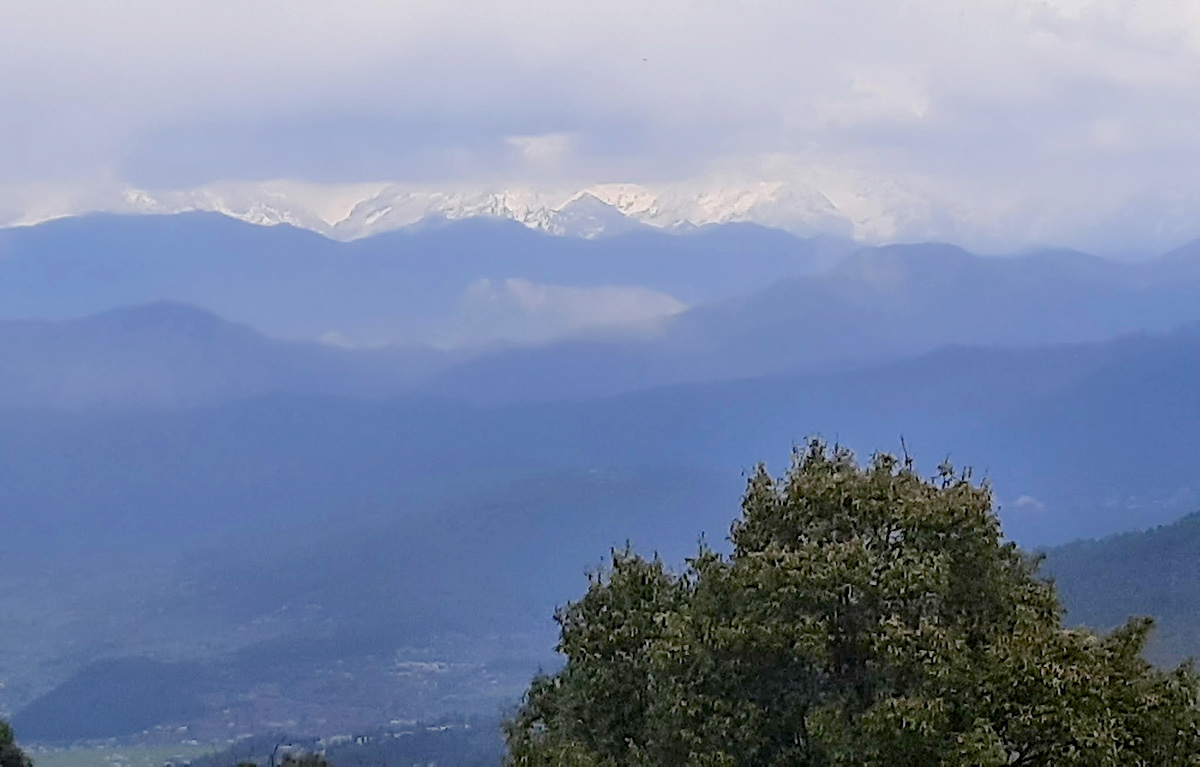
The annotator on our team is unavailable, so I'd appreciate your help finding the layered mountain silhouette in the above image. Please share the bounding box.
[0,302,448,408]
[428,240,1200,401]
[5,213,1200,407]
[7,212,1200,742]
[0,213,848,347]
[10,325,1200,739]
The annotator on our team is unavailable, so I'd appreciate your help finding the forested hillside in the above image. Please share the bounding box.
[1045,513,1200,665]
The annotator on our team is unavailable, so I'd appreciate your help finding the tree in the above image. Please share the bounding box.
[506,440,1200,766]
[0,721,32,767]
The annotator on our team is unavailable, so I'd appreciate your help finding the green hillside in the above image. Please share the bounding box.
[1045,513,1200,664]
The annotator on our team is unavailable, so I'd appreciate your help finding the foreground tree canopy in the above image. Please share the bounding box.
[506,441,1200,766]
[0,721,31,767]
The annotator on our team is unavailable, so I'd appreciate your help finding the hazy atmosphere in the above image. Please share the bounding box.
[7,1,1200,251]
[5,2,1200,765]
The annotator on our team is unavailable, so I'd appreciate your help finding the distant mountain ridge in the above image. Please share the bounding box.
[3,323,1199,553]
[1044,513,1200,665]
[5,325,1200,738]
[13,175,1200,254]
[0,302,449,408]
[427,239,1200,401]
[6,215,1200,407]
[0,213,848,348]
[2,178,895,242]
[9,207,1200,743]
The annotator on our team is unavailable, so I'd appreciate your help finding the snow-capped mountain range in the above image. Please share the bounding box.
[0,177,938,243]
[6,175,1200,255]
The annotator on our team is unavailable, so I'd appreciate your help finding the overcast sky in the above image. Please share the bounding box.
[5,0,1200,250]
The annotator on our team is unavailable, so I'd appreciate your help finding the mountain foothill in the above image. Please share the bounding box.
[3,212,1200,743]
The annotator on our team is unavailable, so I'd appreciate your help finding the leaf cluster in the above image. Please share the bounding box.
[0,721,32,767]
[506,440,1200,766]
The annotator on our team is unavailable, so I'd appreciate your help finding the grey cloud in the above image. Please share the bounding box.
[119,106,664,187]
[6,1,1200,248]
[442,278,686,347]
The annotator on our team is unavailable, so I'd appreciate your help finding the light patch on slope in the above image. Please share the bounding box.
[444,278,686,347]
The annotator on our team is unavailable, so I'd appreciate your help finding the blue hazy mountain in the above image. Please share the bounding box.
[0,302,451,408]
[1043,512,1200,665]
[9,213,1200,742]
[427,242,1200,401]
[6,222,1200,409]
[7,325,1200,741]
[2,325,1196,562]
[0,213,848,346]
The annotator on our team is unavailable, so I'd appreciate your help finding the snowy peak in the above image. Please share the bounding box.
[327,180,859,240]
[12,174,1200,254]
[0,176,932,244]
[550,192,648,238]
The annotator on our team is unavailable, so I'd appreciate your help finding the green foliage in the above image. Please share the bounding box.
[506,440,1200,766]
[0,721,32,767]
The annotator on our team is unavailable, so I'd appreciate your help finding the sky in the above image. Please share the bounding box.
[5,0,1200,251]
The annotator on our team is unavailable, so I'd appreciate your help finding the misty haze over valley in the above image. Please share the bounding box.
[3,211,1200,745]
[6,2,1200,764]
